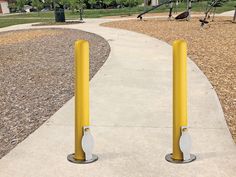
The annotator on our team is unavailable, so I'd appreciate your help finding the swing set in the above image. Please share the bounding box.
[137,0,236,26]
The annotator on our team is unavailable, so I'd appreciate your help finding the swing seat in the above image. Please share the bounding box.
[175,11,189,20]
[199,19,209,24]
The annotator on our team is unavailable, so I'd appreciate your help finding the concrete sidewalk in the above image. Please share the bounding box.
[0,19,235,177]
[219,10,235,17]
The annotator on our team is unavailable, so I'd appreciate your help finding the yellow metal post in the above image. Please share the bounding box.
[172,40,188,160]
[67,40,98,164]
[74,40,90,161]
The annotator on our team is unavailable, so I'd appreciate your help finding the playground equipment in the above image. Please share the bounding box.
[67,40,98,164]
[137,0,173,20]
[176,0,192,20]
[199,0,224,26]
[138,0,235,26]
[137,0,193,21]
[165,40,196,163]
[233,6,236,22]
[200,0,236,26]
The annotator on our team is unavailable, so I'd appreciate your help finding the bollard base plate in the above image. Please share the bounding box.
[165,153,196,164]
[67,153,98,164]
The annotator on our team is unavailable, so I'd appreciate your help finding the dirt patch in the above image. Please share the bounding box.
[0,28,110,159]
[102,17,236,141]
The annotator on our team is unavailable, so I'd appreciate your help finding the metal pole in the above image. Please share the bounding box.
[79,8,83,21]
[67,40,98,164]
[144,0,147,11]
[165,40,196,164]
[187,0,192,21]
[233,6,236,22]
[172,40,188,160]
[74,40,89,160]
[168,1,173,19]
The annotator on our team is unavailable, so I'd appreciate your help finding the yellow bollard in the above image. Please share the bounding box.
[74,40,90,161]
[165,40,196,163]
[172,40,188,160]
[67,40,98,164]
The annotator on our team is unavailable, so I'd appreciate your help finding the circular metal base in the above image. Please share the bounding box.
[165,153,196,164]
[67,154,98,164]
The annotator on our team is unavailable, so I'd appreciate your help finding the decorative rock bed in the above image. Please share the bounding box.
[0,28,110,158]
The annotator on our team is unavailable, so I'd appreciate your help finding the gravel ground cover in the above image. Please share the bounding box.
[102,17,236,141]
[0,28,110,159]
[101,12,203,19]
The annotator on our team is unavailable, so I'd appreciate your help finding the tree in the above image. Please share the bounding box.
[43,0,53,10]
[116,0,141,7]
[8,2,17,12]
[88,0,97,8]
[16,0,27,12]
[69,0,78,12]
[69,0,86,13]
[102,0,114,7]
[32,0,43,15]
[60,0,71,7]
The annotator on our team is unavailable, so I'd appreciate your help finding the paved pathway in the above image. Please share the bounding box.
[219,10,235,16]
[0,18,235,177]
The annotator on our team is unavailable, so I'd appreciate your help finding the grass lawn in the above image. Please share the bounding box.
[0,1,235,28]
[0,19,51,28]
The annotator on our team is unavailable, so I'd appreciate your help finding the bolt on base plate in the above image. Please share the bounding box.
[165,153,196,164]
[67,154,98,164]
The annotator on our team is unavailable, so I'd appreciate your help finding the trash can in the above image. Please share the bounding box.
[55,7,65,22]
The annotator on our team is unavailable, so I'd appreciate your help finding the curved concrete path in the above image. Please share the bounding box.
[0,19,235,177]
[219,10,235,17]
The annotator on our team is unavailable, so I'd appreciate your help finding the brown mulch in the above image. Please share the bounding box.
[102,17,236,142]
[101,12,203,19]
[0,28,110,159]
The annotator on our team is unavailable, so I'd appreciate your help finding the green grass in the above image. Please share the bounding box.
[0,19,52,28]
[0,1,235,28]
